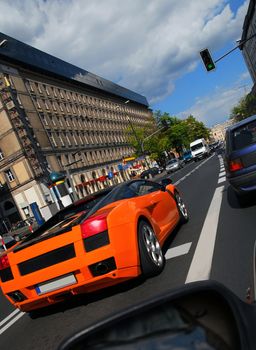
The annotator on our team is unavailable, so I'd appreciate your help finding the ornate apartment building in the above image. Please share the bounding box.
[0,32,151,230]
[240,0,256,95]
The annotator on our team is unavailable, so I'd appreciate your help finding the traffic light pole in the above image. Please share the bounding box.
[214,32,256,64]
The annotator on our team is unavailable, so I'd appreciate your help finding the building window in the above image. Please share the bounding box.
[49,132,57,147]
[44,100,49,110]
[59,89,64,98]
[0,149,4,160]
[17,96,23,108]
[5,169,15,182]
[44,85,50,96]
[29,81,34,92]
[78,132,83,145]
[58,133,65,146]
[36,83,43,94]
[50,115,57,126]
[65,133,72,146]
[36,99,41,109]
[65,117,70,127]
[57,116,63,127]
[72,105,76,114]
[40,113,49,126]
[71,132,78,145]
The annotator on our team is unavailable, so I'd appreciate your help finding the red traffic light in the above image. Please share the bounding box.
[200,48,216,72]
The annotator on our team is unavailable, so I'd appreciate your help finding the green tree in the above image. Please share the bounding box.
[184,115,210,142]
[126,111,209,162]
[230,94,256,122]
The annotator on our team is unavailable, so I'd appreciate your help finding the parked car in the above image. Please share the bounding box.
[0,235,17,253]
[166,158,184,173]
[140,167,162,179]
[224,114,256,203]
[0,179,188,313]
[182,151,193,163]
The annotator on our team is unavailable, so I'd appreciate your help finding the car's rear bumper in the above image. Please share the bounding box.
[10,266,140,312]
[228,169,256,193]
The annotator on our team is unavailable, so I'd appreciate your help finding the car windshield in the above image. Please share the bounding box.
[167,159,178,165]
[232,120,256,150]
[191,143,203,151]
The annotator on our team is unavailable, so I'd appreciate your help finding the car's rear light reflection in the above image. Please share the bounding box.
[81,212,109,238]
[229,158,243,172]
[0,254,10,270]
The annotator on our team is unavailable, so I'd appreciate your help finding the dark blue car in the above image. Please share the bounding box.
[224,114,256,201]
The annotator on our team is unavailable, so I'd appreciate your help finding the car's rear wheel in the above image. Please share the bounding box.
[175,192,189,223]
[138,220,165,277]
[235,191,252,207]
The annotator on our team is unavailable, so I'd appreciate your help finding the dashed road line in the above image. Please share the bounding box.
[218,177,226,184]
[0,310,25,335]
[165,242,192,260]
[185,185,224,283]
[174,154,215,186]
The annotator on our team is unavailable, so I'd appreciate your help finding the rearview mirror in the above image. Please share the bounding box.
[161,178,172,186]
[59,281,255,350]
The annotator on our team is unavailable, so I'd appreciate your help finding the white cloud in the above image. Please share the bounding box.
[178,72,253,127]
[0,0,249,104]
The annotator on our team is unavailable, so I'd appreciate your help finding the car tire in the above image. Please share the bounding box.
[235,191,252,207]
[138,220,165,277]
[175,192,189,223]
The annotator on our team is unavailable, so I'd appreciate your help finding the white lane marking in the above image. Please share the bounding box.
[185,186,224,283]
[218,176,226,184]
[0,309,20,327]
[174,154,214,186]
[165,242,192,260]
[0,311,25,335]
[220,166,225,171]
[219,171,226,177]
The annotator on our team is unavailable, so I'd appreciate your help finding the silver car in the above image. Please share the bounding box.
[166,158,184,174]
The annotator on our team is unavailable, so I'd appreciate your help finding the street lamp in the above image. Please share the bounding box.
[64,151,83,202]
[123,100,148,165]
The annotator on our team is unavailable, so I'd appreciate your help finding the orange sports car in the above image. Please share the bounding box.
[0,179,188,313]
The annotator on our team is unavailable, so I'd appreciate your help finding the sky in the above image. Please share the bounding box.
[0,0,252,127]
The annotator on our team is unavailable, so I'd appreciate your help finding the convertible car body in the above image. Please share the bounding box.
[0,179,188,312]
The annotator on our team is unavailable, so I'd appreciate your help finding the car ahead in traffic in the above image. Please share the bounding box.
[165,158,184,174]
[190,138,210,161]
[140,166,163,179]
[0,179,188,313]
[224,114,256,202]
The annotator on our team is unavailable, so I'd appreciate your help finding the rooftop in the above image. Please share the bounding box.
[0,32,148,107]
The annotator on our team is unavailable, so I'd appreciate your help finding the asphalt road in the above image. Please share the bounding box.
[1,151,256,349]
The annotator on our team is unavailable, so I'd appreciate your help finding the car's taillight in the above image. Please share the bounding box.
[0,254,10,270]
[81,212,109,239]
[229,158,243,172]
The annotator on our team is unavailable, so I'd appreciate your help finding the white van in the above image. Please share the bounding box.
[190,138,210,161]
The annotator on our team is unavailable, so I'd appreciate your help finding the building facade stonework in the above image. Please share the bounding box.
[0,33,151,228]
[210,118,236,141]
[240,0,256,95]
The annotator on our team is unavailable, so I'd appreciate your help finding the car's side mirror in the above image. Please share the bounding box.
[59,281,255,350]
[161,178,172,187]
